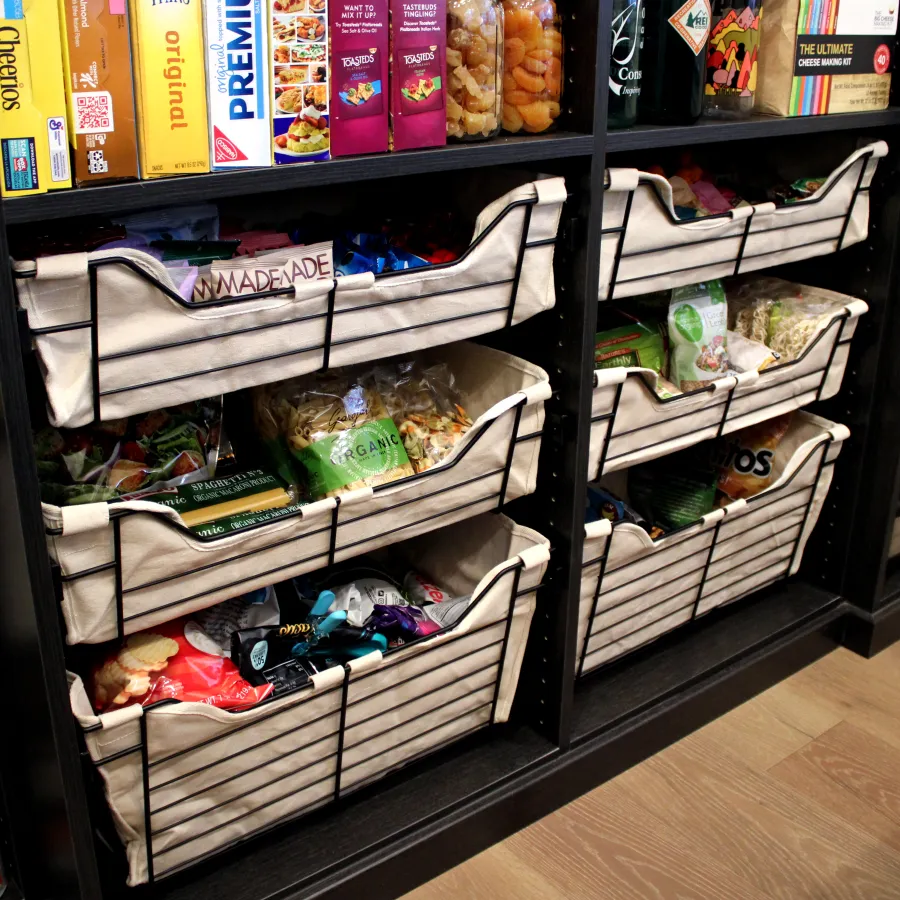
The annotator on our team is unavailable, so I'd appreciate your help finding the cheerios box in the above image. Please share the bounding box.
[270,0,330,163]
[58,0,139,185]
[130,0,210,177]
[205,0,271,168]
[0,0,71,196]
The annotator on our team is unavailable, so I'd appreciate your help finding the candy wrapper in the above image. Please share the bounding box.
[90,615,273,714]
[34,398,224,507]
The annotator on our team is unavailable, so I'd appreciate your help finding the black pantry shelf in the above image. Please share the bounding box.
[127,581,844,900]
[2,132,593,224]
[607,107,900,153]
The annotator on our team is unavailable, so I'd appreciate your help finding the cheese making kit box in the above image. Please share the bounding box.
[270,0,330,163]
[0,0,71,196]
[205,0,271,168]
[130,0,210,176]
[58,0,139,184]
[757,0,899,116]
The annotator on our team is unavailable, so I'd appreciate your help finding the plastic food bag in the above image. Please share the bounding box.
[715,413,793,502]
[34,398,224,507]
[668,281,730,392]
[90,616,274,713]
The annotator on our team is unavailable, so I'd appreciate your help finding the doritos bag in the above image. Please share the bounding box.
[716,414,793,502]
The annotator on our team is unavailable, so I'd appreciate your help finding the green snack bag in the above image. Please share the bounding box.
[594,319,667,374]
[668,280,730,392]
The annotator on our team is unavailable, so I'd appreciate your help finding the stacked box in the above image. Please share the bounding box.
[205,0,271,168]
[130,0,210,177]
[270,0,330,163]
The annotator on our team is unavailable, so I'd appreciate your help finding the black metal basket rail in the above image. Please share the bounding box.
[15,196,556,425]
[589,311,853,478]
[600,147,876,301]
[49,396,540,642]
[79,558,540,884]
[577,437,834,679]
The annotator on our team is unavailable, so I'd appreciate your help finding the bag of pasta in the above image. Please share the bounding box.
[254,371,415,501]
[376,361,473,474]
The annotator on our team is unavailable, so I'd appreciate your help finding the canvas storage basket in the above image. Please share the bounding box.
[577,412,847,677]
[599,142,887,301]
[590,288,866,477]
[45,342,549,646]
[15,177,565,429]
[70,513,549,886]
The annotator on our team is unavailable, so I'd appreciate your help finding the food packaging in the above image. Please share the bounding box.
[756,0,898,116]
[204,0,272,168]
[271,0,330,163]
[330,0,389,155]
[129,0,210,177]
[594,318,667,374]
[715,413,793,501]
[668,280,730,392]
[0,0,71,196]
[390,0,447,150]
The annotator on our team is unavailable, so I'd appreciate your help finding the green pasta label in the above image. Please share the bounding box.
[296,417,410,497]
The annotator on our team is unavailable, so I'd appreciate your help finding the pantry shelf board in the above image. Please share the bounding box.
[606,108,900,153]
[0,133,594,224]
[138,584,844,900]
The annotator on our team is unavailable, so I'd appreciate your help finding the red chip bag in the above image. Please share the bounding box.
[715,413,793,502]
[91,618,274,714]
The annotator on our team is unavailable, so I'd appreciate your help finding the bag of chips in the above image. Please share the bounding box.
[715,413,793,502]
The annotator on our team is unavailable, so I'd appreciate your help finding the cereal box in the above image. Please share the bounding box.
[58,0,139,184]
[0,0,71,196]
[389,0,446,151]
[270,0,330,163]
[330,0,388,156]
[757,0,899,116]
[205,0,271,168]
[130,0,210,177]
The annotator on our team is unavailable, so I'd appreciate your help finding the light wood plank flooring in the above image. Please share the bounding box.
[404,643,900,900]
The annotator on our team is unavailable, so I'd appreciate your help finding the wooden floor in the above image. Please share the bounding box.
[403,643,900,900]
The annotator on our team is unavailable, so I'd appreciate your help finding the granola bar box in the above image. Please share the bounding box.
[129,0,210,177]
[58,0,139,184]
[330,0,389,156]
[205,0,271,168]
[270,0,330,163]
[389,0,446,151]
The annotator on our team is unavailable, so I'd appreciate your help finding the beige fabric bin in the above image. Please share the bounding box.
[599,143,886,301]
[16,177,565,428]
[70,513,549,886]
[590,288,866,477]
[45,342,549,645]
[578,412,847,677]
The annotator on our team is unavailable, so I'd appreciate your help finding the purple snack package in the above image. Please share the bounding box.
[389,0,447,151]
[368,604,441,645]
[330,0,389,156]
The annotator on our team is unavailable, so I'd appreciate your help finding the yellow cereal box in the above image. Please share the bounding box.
[129,0,210,177]
[0,0,71,197]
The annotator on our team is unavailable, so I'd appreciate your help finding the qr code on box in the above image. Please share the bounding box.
[74,91,115,135]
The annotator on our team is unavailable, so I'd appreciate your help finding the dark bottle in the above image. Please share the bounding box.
[608,0,645,129]
[641,0,711,125]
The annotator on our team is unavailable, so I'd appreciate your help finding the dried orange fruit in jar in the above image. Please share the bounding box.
[447,0,504,141]
[501,0,562,134]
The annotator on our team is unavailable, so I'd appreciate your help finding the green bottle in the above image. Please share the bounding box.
[608,0,645,129]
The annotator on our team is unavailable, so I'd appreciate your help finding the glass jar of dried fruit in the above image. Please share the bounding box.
[501,0,563,134]
[447,0,504,141]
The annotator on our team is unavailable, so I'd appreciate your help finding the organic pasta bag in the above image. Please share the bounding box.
[715,413,793,502]
[668,281,730,392]
[254,371,414,501]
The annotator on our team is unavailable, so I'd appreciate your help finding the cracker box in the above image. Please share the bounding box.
[270,0,330,163]
[0,0,71,196]
[389,0,446,151]
[58,0,139,184]
[330,0,389,156]
[757,0,899,116]
[205,0,271,168]
[130,0,210,177]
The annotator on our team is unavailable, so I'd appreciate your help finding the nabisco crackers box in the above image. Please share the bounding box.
[389,0,445,150]
[130,0,210,176]
[205,0,271,167]
[0,0,72,196]
[58,0,139,184]
[330,0,388,156]
[270,0,330,163]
